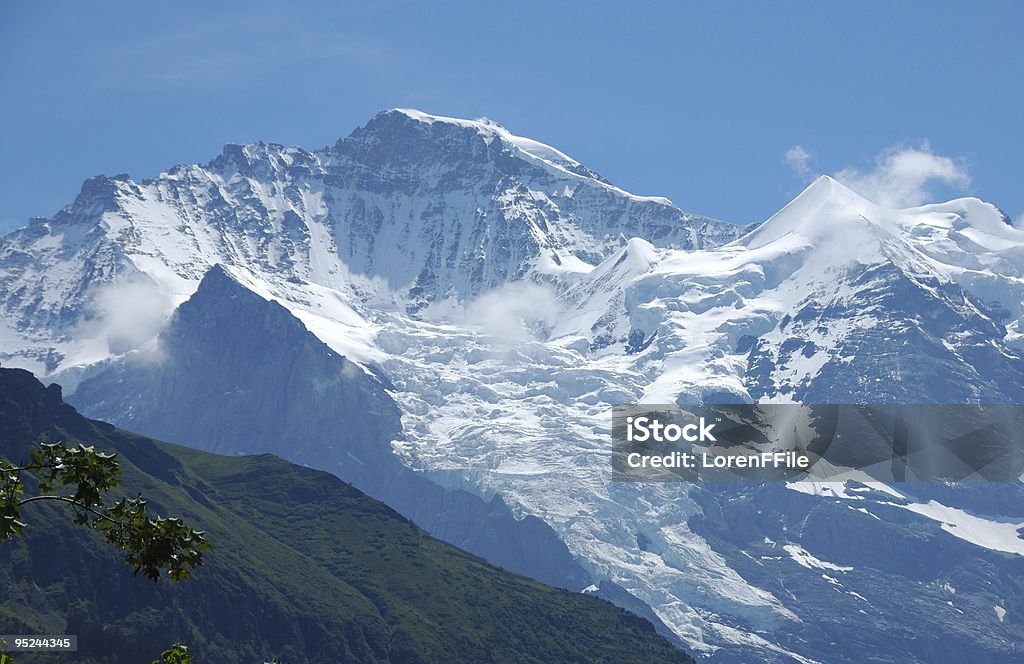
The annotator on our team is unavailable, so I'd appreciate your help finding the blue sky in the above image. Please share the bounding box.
[1,1,1021,232]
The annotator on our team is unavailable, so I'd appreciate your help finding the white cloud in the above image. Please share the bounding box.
[78,275,172,355]
[423,282,561,345]
[784,145,814,179]
[833,143,970,208]
[1015,213,1024,230]
[464,282,560,343]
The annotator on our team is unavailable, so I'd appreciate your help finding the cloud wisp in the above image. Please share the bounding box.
[464,282,561,343]
[423,282,562,345]
[784,145,814,180]
[832,142,970,208]
[78,275,173,356]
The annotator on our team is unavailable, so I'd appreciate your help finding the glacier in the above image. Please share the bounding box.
[2,109,1023,662]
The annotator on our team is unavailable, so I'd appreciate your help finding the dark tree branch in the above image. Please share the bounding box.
[17,494,121,525]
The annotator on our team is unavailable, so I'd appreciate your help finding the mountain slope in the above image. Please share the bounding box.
[0,367,693,664]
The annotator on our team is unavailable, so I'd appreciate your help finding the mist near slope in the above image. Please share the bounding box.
[76,274,172,356]
[422,281,563,343]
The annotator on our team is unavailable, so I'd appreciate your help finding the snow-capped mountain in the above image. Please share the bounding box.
[0,108,737,376]
[2,110,1023,662]
[558,174,1024,404]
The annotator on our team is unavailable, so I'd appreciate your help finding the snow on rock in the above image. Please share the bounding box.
[890,500,1024,556]
[782,543,854,572]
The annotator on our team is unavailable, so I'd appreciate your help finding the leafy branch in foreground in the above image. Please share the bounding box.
[0,442,210,582]
[148,643,289,664]
[152,643,191,664]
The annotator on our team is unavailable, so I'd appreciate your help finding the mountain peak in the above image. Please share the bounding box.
[194,264,267,304]
[797,174,871,208]
[199,262,234,285]
[341,108,613,183]
[746,174,1022,259]
[741,175,880,250]
[345,107,505,142]
[389,108,509,133]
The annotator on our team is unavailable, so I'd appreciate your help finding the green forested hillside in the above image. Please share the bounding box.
[0,368,692,664]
